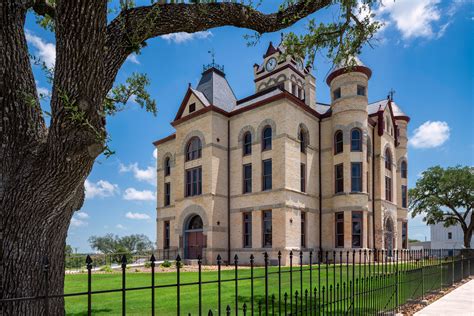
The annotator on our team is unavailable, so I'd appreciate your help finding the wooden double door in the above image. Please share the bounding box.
[185,231,204,259]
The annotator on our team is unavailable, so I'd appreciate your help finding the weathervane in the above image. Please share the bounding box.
[203,48,224,73]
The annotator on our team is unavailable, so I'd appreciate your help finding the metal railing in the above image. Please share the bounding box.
[1,249,472,315]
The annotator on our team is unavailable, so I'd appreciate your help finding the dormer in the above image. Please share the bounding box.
[253,41,316,109]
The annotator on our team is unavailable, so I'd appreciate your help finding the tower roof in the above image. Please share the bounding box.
[196,67,237,112]
[326,56,372,85]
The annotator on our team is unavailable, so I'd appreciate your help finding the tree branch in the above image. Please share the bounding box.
[32,0,56,18]
[103,1,331,84]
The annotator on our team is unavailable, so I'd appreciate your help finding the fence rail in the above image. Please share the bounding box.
[1,249,473,315]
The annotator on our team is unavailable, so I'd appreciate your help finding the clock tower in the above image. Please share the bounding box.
[253,41,316,109]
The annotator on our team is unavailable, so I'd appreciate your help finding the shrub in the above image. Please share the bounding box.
[161,260,172,268]
[99,265,113,273]
[144,261,152,269]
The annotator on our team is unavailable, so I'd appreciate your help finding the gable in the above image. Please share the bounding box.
[174,88,210,121]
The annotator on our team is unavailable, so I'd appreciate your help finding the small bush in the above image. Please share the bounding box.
[144,261,151,268]
[161,260,172,268]
[99,265,113,273]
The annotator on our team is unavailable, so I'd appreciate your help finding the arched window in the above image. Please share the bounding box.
[164,157,171,176]
[367,137,372,162]
[262,126,272,151]
[243,132,252,156]
[187,215,203,230]
[186,137,202,161]
[401,161,407,179]
[334,130,343,154]
[351,128,362,152]
[385,148,392,170]
[299,128,308,153]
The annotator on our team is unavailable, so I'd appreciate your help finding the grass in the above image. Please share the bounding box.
[64,261,451,315]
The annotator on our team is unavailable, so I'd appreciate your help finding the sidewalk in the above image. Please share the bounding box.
[414,279,474,316]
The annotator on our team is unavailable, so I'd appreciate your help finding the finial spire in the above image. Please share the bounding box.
[203,48,224,73]
[388,88,396,101]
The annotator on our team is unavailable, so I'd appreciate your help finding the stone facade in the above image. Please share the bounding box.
[154,42,410,265]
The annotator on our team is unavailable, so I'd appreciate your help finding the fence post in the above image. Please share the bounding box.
[234,254,238,316]
[421,249,425,301]
[250,254,254,316]
[352,250,355,315]
[86,255,93,316]
[42,256,50,316]
[289,251,293,312]
[121,255,127,316]
[198,255,203,316]
[264,252,269,316]
[461,254,464,280]
[451,249,455,286]
[176,254,181,316]
[150,254,156,316]
[277,251,281,314]
[217,254,222,316]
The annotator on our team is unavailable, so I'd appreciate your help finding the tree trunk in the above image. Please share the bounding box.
[464,229,472,249]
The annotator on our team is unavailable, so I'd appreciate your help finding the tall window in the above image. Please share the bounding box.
[300,163,306,193]
[334,130,343,154]
[299,129,308,153]
[335,212,344,248]
[333,87,341,100]
[448,232,452,240]
[243,132,252,156]
[402,222,408,249]
[185,167,202,197]
[243,164,252,194]
[351,162,362,192]
[164,157,171,176]
[164,182,171,206]
[351,128,362,152]
[243,212,252,248]
[262,159,272,191]
[385,176,392,202]
[401,185,408,208]
[164,221,170,249]
[401,161,407,179]
[352,212,363,248]
[262,210,272,247]
[335,163,344,194]
[301,212,306,248]
[357,85,366,96]
[186,137,202,161]
[385,148,392,170]
[262,126,272,151]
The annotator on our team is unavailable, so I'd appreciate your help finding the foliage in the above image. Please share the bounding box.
[99,265,114,273]
[409,165,474,248]
[65,245,74,256]
[160,260,172,268]
[88,233,154,262]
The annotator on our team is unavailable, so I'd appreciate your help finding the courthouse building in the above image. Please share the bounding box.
[153,42,410,264]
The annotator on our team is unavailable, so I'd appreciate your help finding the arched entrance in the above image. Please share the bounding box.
[184,215,204,259]
[384,217,395,255]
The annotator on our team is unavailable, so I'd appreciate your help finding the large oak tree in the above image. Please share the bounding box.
[1,0,380,314]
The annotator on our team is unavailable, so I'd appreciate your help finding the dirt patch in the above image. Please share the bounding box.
[397,276,473,315]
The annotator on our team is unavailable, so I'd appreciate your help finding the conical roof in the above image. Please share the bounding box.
[196,67,237,112]
[326,56,372,85]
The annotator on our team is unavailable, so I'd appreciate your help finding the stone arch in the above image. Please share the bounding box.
[161,152,175,169]
[333,121,366,145]
[383,214,396,251]
[397,156,407,170]
[383,143,395,169]
[258,82,268,91]
[181,130,206,155]
[297,123,310,147]
[177,204,209,235]
[257,119,277,140]
[237,125,256,147]
[275,74,287,83]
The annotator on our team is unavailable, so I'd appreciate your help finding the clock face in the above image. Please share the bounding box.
[265,57,277,72]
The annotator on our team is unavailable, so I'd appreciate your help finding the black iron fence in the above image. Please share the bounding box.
[1,249,473,315]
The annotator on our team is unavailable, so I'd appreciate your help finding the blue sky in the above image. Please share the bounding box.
[25,1,473,252]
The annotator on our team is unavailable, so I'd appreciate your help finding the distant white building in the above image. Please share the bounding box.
[430,217,473,249]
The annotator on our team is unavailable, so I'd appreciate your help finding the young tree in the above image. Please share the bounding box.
[409,166,474,249]
[89,234,154,262]
[1,0,380,313]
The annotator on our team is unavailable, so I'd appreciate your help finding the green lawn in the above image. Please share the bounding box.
[64,261,449,315]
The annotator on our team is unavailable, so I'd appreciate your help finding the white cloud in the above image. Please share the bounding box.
[75,211,89,219]
[123,188,156,201]
[119,163,156,185]
[71,217,87,227]
[126,54,140,64]
[125,212,151,220]
[161,31,212,44]
[85,179,119,199]
[116,224,126,230]
[153,148,158,160]
[377,0,445,39]
[25,30,56,67]
[409,121,450,149]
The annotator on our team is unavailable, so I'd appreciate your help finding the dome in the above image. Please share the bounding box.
[326,56,372,85]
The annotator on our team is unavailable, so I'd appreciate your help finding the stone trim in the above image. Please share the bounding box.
[157,205,176,211]
[181,130,206,155]
[231,203,318,213]
[256,118,277,140]
[157,216,176,222]
[237,125,256,148]
[322,206,369,214]
[176,204,209,236]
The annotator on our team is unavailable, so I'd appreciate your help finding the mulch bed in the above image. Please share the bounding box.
[397,276,473,315]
